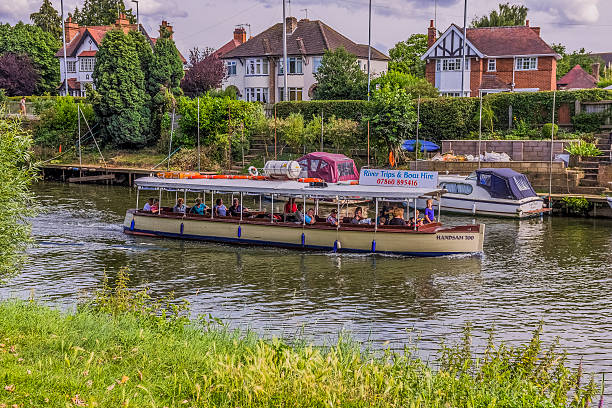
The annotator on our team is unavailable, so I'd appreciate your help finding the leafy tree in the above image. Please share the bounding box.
[92,29,149,146]
[148,28,184,138]
[181,48,225,97]
[372,71,438,99]
[325,116,359,154]
[552,43,603,79]
[313,47,367,100]
[471,3,528,27]
[0,22,60,94]
[30,0,62,41]
[364,84,416,155]
[0,53,40,96]
[0,113,37,276]
[388,34,428,77]
[72,0,135,26]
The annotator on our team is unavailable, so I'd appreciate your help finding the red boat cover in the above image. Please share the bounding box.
[297,152,359,183]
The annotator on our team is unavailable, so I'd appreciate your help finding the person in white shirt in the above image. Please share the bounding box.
[143,198,154,211]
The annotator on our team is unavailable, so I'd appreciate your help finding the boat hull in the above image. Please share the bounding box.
[415,196,544,219]
[123,211,484,257]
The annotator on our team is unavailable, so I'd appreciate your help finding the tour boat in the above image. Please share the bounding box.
[123,169,485,257]
[416,168,546,219]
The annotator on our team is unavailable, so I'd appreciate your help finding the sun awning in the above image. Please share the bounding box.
[134,176,442,200]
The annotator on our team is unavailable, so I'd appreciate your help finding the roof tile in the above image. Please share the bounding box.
[557,65,597,89]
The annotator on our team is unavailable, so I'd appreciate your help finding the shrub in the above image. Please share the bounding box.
[571,112,606,133]
[419,97,479,143]
[275,100,370,122]
[33,96,96,149]
[325,116,360,154]
[565,141,603,157]
[277,113,305,154]
[561,196,590,215]
[541,123,559,139]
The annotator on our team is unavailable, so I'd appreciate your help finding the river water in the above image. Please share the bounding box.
[2,182,612,377]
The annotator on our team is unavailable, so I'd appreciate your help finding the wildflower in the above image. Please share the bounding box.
[4,384,15,392]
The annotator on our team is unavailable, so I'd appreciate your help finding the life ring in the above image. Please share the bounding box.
[388,151,396,167]
[248,166,259,177]
[298,178,324,183]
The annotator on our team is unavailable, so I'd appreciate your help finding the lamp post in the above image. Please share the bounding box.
[132,0,139,27]
[60,0,68,96]
[367,0,372,101]
[282,0,288,101]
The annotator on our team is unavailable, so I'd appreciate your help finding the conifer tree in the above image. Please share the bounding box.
[30,0,62,41]
[92,29,149,146]
[72,0,135,26]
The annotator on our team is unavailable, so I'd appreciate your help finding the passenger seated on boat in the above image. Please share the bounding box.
[284,198,297,215]
[151,199,159,213]
[229,198,248,216]
[409,210,424,227]
[189,197,207,215]
[143,198,154,212]
[291,203,304,223]
[214,198,227,217]
[173,198,186,213]
[326,209,338,226]
[378,216,387,227]
[389,208,406,226]
[351,206,372,225]
[304,208,316,225]
[424,199,435,224]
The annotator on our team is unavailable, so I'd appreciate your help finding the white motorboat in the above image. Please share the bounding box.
[417,168,546,219]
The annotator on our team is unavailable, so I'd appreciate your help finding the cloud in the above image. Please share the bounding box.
[0,0,38,20]
[528,0,599,24]
[138,0,187,18]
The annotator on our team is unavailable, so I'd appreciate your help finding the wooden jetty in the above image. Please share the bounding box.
[41,164,155,186]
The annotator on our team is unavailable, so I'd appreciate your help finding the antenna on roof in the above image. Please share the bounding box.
[301,8,308,19]
[237,23,251,38]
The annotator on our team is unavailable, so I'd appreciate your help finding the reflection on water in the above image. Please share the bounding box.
[2,182,612,376]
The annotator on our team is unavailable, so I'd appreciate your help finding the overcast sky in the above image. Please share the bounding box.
[1,0,610,56]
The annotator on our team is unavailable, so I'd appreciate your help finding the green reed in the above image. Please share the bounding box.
[0,269,599,407]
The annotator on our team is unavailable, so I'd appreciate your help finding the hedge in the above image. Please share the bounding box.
[272,89,612,143]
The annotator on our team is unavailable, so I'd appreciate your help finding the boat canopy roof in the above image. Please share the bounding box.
[474,168,537,200]
[134,176,442,200]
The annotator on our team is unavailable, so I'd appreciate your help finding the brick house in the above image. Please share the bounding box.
[56,15,186,96]
[557,64,599,90]
[220,17,388,103]
[213,27,249,58]
[421,20,559,96]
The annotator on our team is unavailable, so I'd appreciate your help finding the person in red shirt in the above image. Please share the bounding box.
[284,198,297,215]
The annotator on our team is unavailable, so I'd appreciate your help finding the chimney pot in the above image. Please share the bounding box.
[286,16,298,34]
[592,62,600,82]
[427,20,437,47]
[526,19,529,26]
[233,27,247,44]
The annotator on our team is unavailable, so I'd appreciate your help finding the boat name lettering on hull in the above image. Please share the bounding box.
[436,235,475,240]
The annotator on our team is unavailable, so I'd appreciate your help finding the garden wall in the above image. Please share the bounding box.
[440,140,573,161]
[598,163,612,188]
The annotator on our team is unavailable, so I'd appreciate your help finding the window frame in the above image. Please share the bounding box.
[79,57,95,72]
[312,56,322,73]
[278,57,303,75]
[487,59,496,72]
[245,58,269,76]
[515,57,538,71]
[245,87,269,103]
[279,87,303,101]
[437,58,469,72]
[226,61,237,76]
[66,60,77,73]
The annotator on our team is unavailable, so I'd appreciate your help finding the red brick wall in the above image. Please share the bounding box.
[514,56,556,91]
[470,58,483,96]
[425,60,435,88]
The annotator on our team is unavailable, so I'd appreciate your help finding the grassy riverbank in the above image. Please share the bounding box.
[0,272,600,407]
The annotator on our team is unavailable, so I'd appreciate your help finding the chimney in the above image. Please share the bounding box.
[115,13,130,27]
[592,62,600,82]
[286,16,298,34]
[525,19,529,26]
[530,26,540,36]
[233,27,247,44]
[160,20,174,40]
[65,16,79,43]
[427,20,436,47]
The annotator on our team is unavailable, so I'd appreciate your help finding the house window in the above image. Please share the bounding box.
[515,57,537,70]
[278,57,303,74]
[79,57,95,72]
[487,59,496,72]
[226,61,236,76]
[436,58,468,72]
[441,92,461,97]
[66,61,76,73]
[245,87,268,103]
[312,57,322,73]
[279,87,303,101]
[246,58,268,75]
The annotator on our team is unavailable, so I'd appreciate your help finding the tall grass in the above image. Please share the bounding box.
[0,269,600,407]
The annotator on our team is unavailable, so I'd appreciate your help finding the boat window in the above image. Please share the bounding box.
[319,161,328,169]
[479,174,491,187]
[466,172,477,180]
[337,161,354,177]
[441,182,472,195]
[310,159,320,171]
[298,160,308,170]
[514,176,531,191]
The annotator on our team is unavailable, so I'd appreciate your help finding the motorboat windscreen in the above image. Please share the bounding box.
[474,168,538,200]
